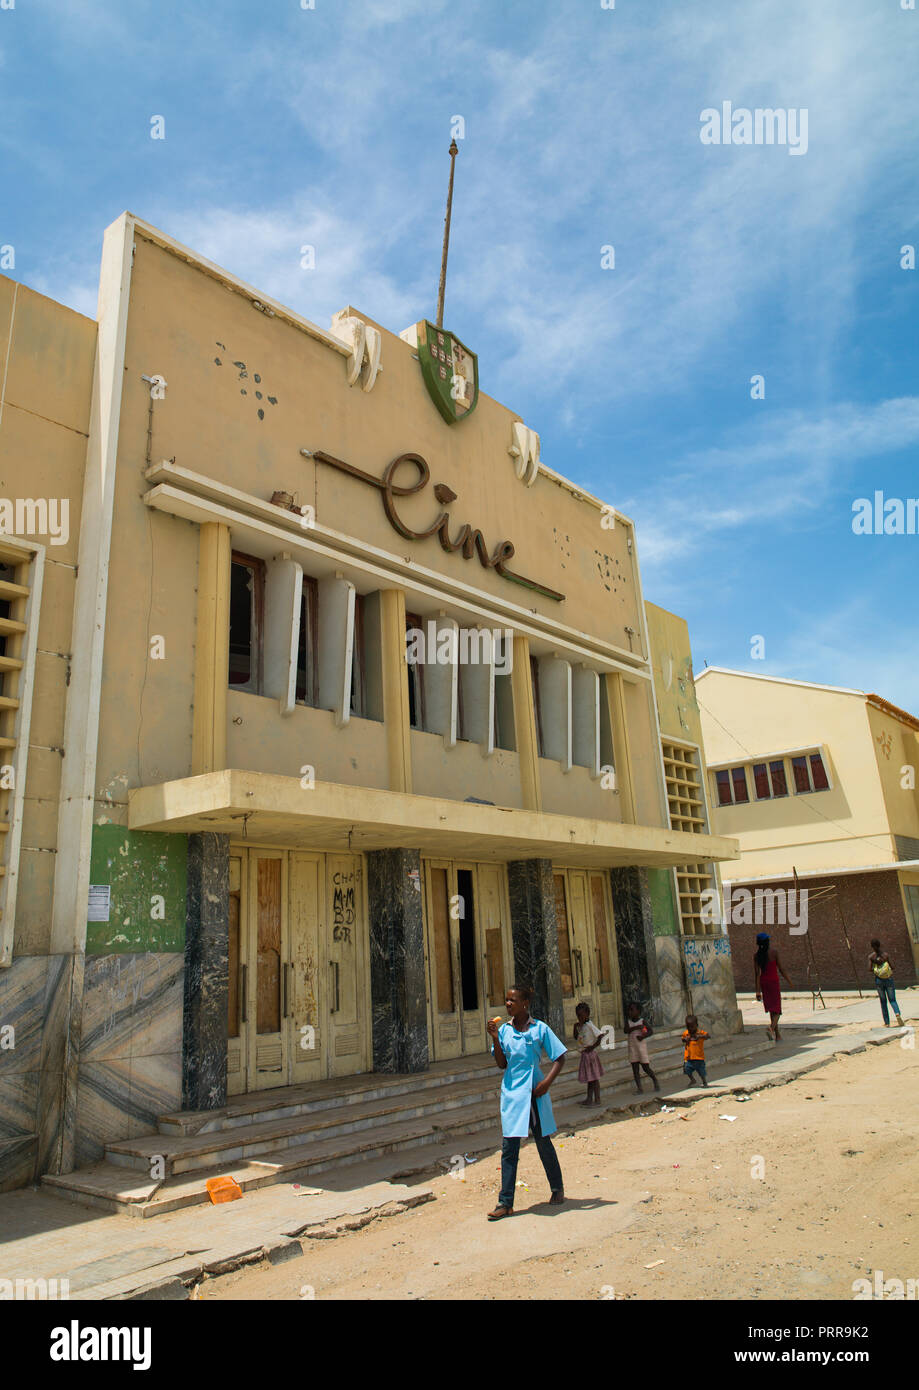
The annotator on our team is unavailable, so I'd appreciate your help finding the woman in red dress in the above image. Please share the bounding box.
[753,931,794,1041]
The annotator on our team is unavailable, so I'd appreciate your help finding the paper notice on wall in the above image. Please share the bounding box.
[87,885,111,922]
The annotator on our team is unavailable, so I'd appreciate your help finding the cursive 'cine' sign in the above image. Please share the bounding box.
[309,449,565,603]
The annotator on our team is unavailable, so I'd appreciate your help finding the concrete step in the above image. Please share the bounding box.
[108,1072,512,1175]
[41,1029,772,1216]
[156,1054,499,1137]
[108,1028,729,1177]
[157,1026,690,1138]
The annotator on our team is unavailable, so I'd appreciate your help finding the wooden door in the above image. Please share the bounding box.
[247,851,289,1090]
[588,871,622,1035]
[424,860,464,1060]
[454,863,485,1056]
[226,851,247,1096]
[325,854,366,1078]
[554,867,619,1045]
[288,852,323,1085]
[566,869,595,1006]
[553,869,594,1044]
[478,863,510,1023]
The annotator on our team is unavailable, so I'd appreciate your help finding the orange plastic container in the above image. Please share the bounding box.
[205,1175,243,1204]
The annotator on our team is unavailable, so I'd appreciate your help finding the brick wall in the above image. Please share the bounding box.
[726,870,917,992]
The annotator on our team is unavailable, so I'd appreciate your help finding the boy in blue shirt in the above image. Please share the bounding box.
[486,983,567,1219]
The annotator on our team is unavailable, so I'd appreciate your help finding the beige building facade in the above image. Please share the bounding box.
[0,214,740,1191]
[697,667,919,990]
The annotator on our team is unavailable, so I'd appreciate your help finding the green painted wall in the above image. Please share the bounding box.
[86,826,187,953]
[648,867,679,936]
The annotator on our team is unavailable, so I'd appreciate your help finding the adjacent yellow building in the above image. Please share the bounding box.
[697,667,919,991]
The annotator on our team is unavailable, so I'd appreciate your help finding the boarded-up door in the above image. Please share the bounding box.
[288,852,323,1085]
[424,860,464,1060]
[248,852,289,1090]
[325,854,365,1078]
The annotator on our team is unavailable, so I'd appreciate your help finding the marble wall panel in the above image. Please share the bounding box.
[655,936,688,1030]
[609,867,661,1024]
[0,1071,40,1140]
[82,953,183,1063]
[73,1057,136,1167]
[183,833,229,1111]
[367,848,428,1074]
[38,953,79,1176]
[506,859,564,1038]
[0,955,48,1073]
[0,1135,38,1193]
[73,953,184,1165]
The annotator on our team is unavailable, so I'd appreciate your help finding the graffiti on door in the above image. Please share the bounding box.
[331,869,356,943]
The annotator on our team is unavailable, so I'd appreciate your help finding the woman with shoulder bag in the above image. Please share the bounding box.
[868,938,904,1027]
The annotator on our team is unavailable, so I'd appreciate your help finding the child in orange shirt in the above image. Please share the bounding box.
[682,1014,710,1087]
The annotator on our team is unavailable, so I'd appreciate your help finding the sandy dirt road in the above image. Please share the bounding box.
[200,1029,917,1301]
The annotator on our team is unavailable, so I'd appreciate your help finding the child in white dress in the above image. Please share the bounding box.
[574,1001,604,1106]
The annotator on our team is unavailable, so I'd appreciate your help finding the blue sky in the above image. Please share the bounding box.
[3,0,918,708]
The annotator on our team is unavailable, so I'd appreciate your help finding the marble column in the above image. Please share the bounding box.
[366,848,428,1074]
[183,833,230,1110]
[506,859,564,1037]
[609,866,662,1024]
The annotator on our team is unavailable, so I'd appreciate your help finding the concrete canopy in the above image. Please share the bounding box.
[128,770,740,869]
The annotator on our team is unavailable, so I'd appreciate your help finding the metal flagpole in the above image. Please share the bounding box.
[436,140,459,329]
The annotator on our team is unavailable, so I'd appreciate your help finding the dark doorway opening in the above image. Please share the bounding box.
[456,868,479,1011]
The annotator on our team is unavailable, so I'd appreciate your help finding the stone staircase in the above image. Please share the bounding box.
[42,1026,773,1218]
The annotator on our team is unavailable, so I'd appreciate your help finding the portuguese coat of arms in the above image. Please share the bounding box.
[416,320,478,424]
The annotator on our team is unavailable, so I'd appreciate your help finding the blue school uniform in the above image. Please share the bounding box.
[493,1018,567,1138]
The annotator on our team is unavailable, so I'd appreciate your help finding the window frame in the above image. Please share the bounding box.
[791,750,831,795]
[714,747,831,805]
[295,572,320,708]
[529,654,545,759]
[752,758,790,800]
[493,671,516,752]
[715,764,750,806]
[405,609,426,732]
[229,550,265,694]
[350,591,367,718]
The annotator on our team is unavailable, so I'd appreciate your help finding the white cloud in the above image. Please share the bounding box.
[151,201,422,335]
[743,591,919,714]
[631,397,919,574]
